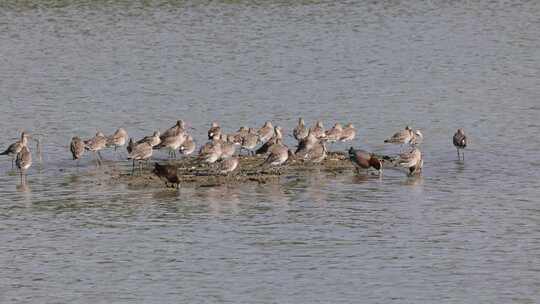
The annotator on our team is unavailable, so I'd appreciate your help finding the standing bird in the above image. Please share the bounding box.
[384,126,423,149]
[127,142,153,174]
[348,147,383,175]
[295,129,318,159]
[84,131,108,164]
[199,138,222,166]
[1,132,30,168]
[398,147,423,176]
[310,121,326,139]
[231,126,248,145]
[384,126,414,145]
[219,157,239,175]
[293,118,309,141]
[70,136,85,163]
[307,141,327,163]
[219,134,236,160]
[453,128,467,160]
[325,123,343,143]
[208,121,221,140]
[137,131,161,147]
[340,123,356,142]
[155,130,186,158]
[258,121,274,144]
[262,139,293,167]
[240,128,259,156]
[107,128,128,151]
[179,135,196,156]
[153,162,180,188]
[161,120,185,140]
[256,126,283,155]
[16,146,32,183]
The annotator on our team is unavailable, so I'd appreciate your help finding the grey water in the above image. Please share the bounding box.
[1,0,539,303]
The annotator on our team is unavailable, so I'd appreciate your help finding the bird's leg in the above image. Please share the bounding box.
[462,150,465,161]
[131,159,135,175]
[11,158,14,169]
[457,148,460,160]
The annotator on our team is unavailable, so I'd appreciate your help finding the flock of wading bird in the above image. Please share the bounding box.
[1,118,468,187]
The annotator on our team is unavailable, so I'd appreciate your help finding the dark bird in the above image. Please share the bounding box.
[453,128,467,160]
[152,162,180,188]
[126,138,135,154]
[348,147,383,175]
[70,136,85,163]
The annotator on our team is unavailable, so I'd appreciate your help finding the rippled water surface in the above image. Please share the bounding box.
[1,1,539,303]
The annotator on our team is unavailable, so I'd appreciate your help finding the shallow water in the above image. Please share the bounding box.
[1,1,540,303]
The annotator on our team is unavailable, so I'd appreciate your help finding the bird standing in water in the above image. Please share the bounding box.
[84,131,108,164]
[70,136,85,165]
[398,147,423,176]
[16,146,32,184]
[348,147,383,175]
[1,132,30,168]
[453,128,467,161]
